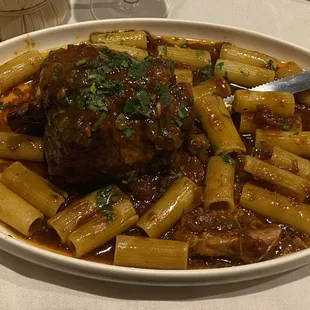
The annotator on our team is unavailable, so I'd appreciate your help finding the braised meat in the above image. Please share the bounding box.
[38,44,195,182]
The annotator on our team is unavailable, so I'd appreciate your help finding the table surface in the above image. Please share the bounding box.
[2,0,310,309]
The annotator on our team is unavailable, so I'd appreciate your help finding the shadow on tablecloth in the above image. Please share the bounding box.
[1,249,310,301]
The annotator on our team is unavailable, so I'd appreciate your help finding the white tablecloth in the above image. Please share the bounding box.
[2,0,310,309]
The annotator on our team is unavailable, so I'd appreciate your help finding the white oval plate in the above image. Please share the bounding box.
[1,19,310,286]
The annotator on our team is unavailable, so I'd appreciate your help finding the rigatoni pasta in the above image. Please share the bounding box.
[233,90,295,116]
[240,183,310,235]
[0,132,43,162]
[204,156,236,212]
[214,59,275,87]
[243,155,310,201]
[1,162,67,218]
[220,43,279,68]
[255,130,310,157]
[0,183,43,236]
[68,196,138,257]
[175,69,193,85]
[158,46,211,68]
[0,50,43,96]
[137,177,202,238]
[114,235,188,270]
[271,146,310,181]
[90,30,147,49]
[194,95,246,155]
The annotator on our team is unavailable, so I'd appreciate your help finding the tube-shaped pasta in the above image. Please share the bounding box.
[194,95,246,155]
[136,177,202,238]
[0,183,43,236]
[233,90,295,116]
[114,235,188,270]
[240,183,310,235]
[214,59,275,87]
[48,190,100,243]
[0,50,43,96]
[0,132,43,161]
[90,31,147,49]
[220,43,279,69]
[1,162,67,218]
[274,61,310,107]
[240,113,302,134]
[204,156,236,212]
[158,46,211,68]
[175,69,193,85]
[271,146,310,181]
[68,198,138,257]
[255,130,310,157]
[243,155,310,201]
[93,43,148,61]
[193,77,232,100]
[276,61,302,79]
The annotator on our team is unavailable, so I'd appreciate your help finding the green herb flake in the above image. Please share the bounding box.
[283,123,292,131]
[98,51,110,62]
[202,64,213,79]
[117,113,126,120]
[215,62,225,70]
[173,171,183,179]
[157,83,171,105]
[293,132,299,136]
[0,102,5,110]
[129,59,151,79]
[178,100,189,119]
[90,83,97,94]
[123,89,151,117]
[76,59,88,66]
[123,127,135,137]
[222,113,231,119]
[224,71,229,80]
[223,154,236,165]
[96,185,120,223]
[163,45,168,57]
[260,140,265,146]
[267,59,277,71]
[92,112,107,132]
[196,50,205,59]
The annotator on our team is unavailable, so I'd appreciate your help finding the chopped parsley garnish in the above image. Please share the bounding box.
[163,45,168,57]
[90,83,97,94]
[117,113,126,120]
[123,89,151,117]
[267,59,277,71]
[129,57,152,79]
[259,140,265,146]
[196,50,205,59]
[96,185,120,223]
[92,112,107,132]
[215,62,225,70]
[224,71,229,80]
[123,127,136,137]
[98,51,110,62]
[180,42,188,48]
[178,100,189,119]
[222,113,231,119]
[223,154,235,165]
[157,83,171,105]
[76,59,88,66]
[201,64,213,79]
[77,88,108,113]
[172,171,183,179]
[0,102,5,110]
[283,123,292,131]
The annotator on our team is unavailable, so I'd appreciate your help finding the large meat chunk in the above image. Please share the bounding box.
[38,44,195,182]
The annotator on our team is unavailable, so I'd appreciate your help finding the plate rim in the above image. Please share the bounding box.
[1,18,310,286]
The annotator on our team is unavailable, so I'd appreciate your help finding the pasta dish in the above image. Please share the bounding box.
[0,30,310,270]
